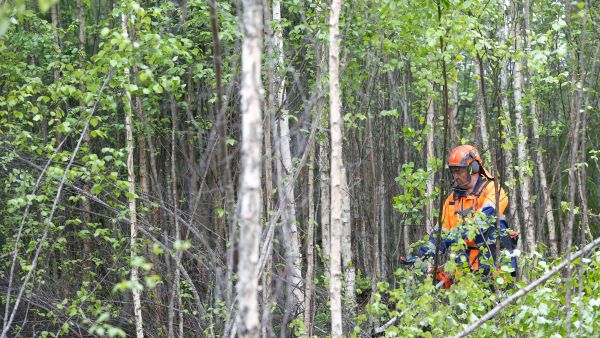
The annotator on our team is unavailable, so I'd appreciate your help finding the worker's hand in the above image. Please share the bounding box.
[509,230,519,239]
[436,269,453,289]
[399,256,419,265]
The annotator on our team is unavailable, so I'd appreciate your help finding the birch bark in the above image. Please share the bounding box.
[121,12,144,338]
[329,0,343,335]
[341,166,356,313]
[512,8,535,252]
[272,0,304,312]
[237,0,263,336]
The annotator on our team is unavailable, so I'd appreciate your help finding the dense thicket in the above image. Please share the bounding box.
[0,0,598,337]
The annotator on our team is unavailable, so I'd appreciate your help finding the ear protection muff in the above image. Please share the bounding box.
[467,151,480,174]
[469,160,480,174]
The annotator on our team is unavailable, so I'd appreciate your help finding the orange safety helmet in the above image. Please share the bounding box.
[447,145,493,179]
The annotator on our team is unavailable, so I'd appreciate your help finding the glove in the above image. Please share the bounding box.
[436,269,453,289]
[399,256,420,265]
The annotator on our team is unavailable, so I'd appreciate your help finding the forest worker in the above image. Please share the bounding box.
[402,145,518,282]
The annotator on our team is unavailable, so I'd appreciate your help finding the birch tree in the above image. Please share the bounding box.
[341,167,356,314]
[522,0,557,256]
[329,0,343,335]
[237,0,263,335]
[498,4,522,245]
[121,12,144,338]
[272,0,304,313]
[512,3,535,252]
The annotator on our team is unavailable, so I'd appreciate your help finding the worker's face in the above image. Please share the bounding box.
[450,166,472,189]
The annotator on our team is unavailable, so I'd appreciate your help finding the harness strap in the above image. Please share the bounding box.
[472,179,491,197]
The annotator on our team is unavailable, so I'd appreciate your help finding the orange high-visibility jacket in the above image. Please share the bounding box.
[418,176,517,272]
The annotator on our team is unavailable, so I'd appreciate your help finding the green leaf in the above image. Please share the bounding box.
[107,327,126,338]
[90,116,99,127]
[380,109,398,118]
[125,192,139,200]
[174,240,191,251]
[91,184,103,195]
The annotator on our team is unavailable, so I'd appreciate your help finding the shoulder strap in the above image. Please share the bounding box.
[472,179,491,197]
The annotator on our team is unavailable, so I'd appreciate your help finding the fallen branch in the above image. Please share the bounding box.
[453,235,600,338]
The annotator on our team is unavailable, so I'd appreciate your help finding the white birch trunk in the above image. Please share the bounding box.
[512,18,535,252]
[329,0,343,335]
[121,13,144,338]
[272,0,304,311]
[329,0,343,338]
[237,0,263,336]
[341,166,356,312]
[169,98,184,338]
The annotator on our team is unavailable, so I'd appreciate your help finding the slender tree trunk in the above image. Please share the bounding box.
[522,0,557,256]
[272,0,304,313]
[237,0,263,336]
[499,6,522,244]
[51,4,63,145]
[366,110,380,284]
[167,97,184,338]
[313,5,330,271]
[449,80,459,145]
[303,150,316,337]
[512,7,535,252]
[378,173,386,278]
[341,167,356,314]
[425,88,435,233]
[261,2,275,335]
[208,0,237,310]
[576,45,599,245]
[329,0,343,335]
[76,0,93,266]
[564,2,588,335]
[121,12,144,338]
[475,53,490,153]
[401,65,411,254]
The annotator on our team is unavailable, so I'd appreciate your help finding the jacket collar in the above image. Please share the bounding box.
[453,175,483,199]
